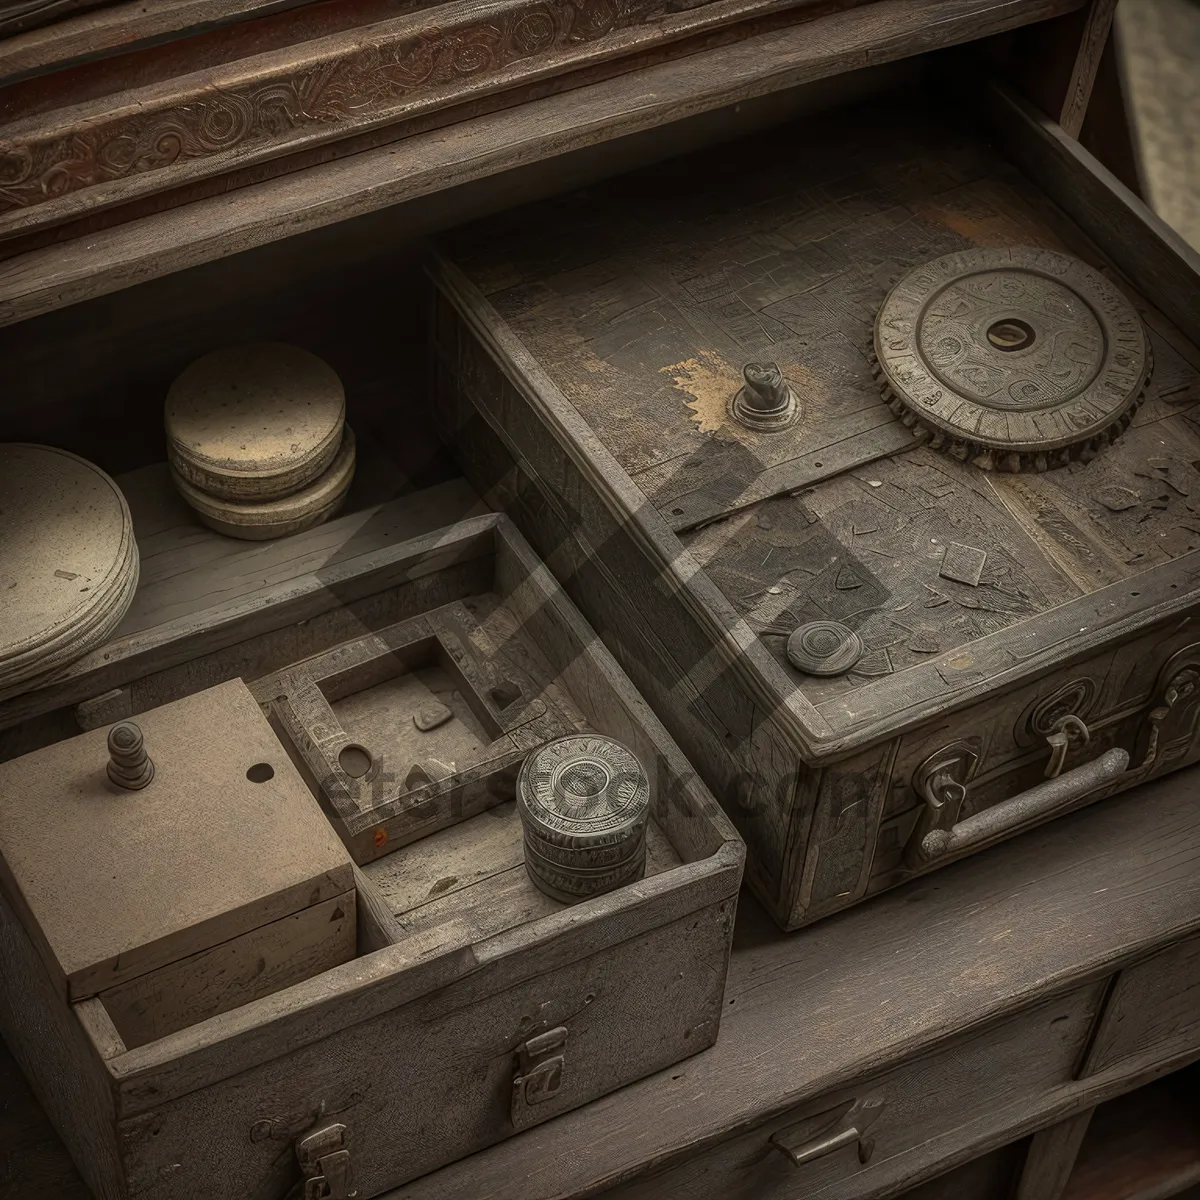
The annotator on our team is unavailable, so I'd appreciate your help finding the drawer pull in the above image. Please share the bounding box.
[916,747,1129,864]
[770,1096,885,1167]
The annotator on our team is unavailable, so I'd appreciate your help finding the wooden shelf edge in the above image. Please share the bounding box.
[0,0,1081,330]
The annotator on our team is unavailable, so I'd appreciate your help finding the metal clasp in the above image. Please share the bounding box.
[904,742,979,868]
[1044,714,1090,780]
[297,1124,356,1200]
[511,1026,568,1127]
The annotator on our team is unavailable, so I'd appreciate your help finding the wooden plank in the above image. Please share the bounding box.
[975,81,1200,350]
[99,891,357,1050]
[1078,26,1146,198]
[585,983,1107,1200]
[0,0,1083,328]
[1062,1067,1200,1200]
[0,0,857,239]
[1081,933,1200,1078]
[382,765,1200,1200]
[0,474,490,732]
[1017,1110,1096,1200]
[0,0,344,83]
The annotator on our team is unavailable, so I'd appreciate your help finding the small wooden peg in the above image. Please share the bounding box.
[107,722,155,790]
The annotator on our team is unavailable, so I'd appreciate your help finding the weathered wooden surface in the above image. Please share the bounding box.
[975,81,1200,351]
[1061,1065,1200,1200]
[1080,931,1200,1078]
[379,763,1200,1199]
[1015,1110,1095,1200]
[0,0,1084,327]
[0,0,875,240]
[434,84,1200,927]
[4,764,1199,1199]
[0,470,487,743]
[0,680,354,1002]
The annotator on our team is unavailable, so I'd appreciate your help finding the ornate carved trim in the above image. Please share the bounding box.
[0,0,802,235]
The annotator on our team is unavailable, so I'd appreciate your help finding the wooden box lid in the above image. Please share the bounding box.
[0,679,353,1001]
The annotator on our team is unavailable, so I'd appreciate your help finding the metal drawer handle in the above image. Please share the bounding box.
[770,1096,885,1168]
[917,747,1129,864]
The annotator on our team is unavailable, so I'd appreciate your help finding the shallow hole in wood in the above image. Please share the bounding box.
[245,763,275,783]
[338,744,373,779]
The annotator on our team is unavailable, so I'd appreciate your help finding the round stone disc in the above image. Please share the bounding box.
[786,621,863,676]
[517,735,650,854]
[874,247,1152,471]
[165,343,345,501]
[171,427,356,541]
[0,445,138,691]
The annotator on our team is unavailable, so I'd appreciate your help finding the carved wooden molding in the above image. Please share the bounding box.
[0,0,817,237]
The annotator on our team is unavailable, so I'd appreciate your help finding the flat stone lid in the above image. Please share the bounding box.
[0,444,136,675]
[165,343,345,501]
[0,679,354,1000]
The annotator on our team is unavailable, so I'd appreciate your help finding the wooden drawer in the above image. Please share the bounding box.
[0,505,743,1200]
[429,73,1200,931]
[600,982,1105,1200]
[1081,931,1200,1078]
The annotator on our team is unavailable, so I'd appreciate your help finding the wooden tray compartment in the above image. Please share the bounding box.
[254,591,586,863]
[0,506,742,1200]
[428,77,1200,930]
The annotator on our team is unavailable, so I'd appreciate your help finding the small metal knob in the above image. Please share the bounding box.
[107,722,154,790]
[730,362,799,431]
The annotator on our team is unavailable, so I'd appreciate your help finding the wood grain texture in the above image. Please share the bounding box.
[0,0,1083,327]
[382,765,1200,1199]
[594,982,1106,1200]
[0,679,353,1001]
[100,890,357,1049]
[1081,933,1200,1078]
[975,81,1200,350]
[1017,1110,1096,1200]
[433,90,1200,927]
[0,872,122,1200]
[0,0,863,237]
[0,472,488,737]
[1062,1066,1200,1200]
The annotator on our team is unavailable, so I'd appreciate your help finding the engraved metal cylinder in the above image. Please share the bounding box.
[107,721,154,790]
[517,735,650,903]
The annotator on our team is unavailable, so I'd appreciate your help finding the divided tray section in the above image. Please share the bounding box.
[255,595,584,862]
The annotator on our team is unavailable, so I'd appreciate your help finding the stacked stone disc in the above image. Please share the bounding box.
[165,343,355,540]
[0,444,139,700]
[517,735,651,903]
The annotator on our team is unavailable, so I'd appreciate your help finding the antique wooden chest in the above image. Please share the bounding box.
[0,496,742,1200]
[429,84,1200,929]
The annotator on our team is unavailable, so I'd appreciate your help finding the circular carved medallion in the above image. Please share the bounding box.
[517,735,650,851]
[786,621,864,677]
[873,248,1152,471]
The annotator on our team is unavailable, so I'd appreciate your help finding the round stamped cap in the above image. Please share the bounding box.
[165,343,346,501]
[874,247,1152,471]
[786,621,864,677]
[517,735,650,854]
[0,445,139,695]
[170,426,356,541]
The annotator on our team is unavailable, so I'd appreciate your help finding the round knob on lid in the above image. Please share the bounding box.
[107,722,155,790]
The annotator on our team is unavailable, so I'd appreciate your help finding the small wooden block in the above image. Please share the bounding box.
[0,679,354,1003]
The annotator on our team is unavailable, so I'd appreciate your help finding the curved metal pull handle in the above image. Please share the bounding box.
[916,747,1129,864]
[770,1096,885,1168]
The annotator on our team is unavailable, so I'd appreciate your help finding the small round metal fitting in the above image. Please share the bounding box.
[730,361,800,431]
[786,621,864,676]
[518,735,650,901]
